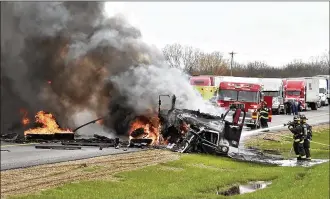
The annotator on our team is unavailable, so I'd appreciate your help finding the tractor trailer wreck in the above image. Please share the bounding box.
[149,95,246,155]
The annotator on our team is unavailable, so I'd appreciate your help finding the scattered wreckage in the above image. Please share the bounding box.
[1,95,246,156]
[0,116,123,150]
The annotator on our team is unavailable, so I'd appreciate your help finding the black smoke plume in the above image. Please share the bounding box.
[1,2,221,137]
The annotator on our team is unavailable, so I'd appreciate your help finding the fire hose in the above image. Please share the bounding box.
[244,124,330,147]
[268,131,330,147]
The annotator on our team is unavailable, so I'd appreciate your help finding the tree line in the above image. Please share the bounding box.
[162,43,329,78]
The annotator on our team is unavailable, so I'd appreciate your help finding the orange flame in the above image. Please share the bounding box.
[96,119,104,125]
[128,116,160,145]
[24,111,72,135]
[20,109,30,126]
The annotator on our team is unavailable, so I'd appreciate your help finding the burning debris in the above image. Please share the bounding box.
[20,109,30,126]
[24,111,73,138]
[127,95,246,156]
[128,116,161,146]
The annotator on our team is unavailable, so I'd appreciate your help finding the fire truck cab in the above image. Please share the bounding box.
[216,81,272,129]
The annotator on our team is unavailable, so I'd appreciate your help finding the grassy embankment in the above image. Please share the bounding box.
[11,127,329,199]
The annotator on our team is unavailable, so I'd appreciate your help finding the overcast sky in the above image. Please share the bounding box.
[104,2,329,67]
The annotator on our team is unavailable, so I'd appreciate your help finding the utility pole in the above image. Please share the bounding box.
[229,51,236,76]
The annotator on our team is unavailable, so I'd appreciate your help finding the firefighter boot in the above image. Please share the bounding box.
[299,155,307,161]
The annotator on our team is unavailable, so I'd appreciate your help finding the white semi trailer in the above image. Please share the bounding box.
[315,75,329,105]
[260,78,284,114]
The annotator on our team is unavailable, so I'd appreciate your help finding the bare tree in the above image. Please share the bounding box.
[197,51,228,75]
[162,43,203,74]
[163,43,328,77]
[162,43,183,68]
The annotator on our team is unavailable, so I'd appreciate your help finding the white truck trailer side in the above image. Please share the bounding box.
[315,75,329,105]
[260,78,284,114]
[304,77,321,109]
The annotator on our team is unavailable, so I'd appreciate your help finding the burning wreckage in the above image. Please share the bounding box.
[129,95,246,156]
[1,95,246,156]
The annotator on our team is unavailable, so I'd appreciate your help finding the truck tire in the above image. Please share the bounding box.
[272,109,277,115]
[310,103,317,110]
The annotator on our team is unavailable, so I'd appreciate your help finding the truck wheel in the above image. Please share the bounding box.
[311,103,317,110]
[273,109,278,115]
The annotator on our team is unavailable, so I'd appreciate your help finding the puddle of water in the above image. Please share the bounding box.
[229,149,329,168]
[272,159,329,167]
[217,181,272,196]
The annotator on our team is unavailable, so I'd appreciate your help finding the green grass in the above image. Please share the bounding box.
[245,128,330,159]
[12,129,330,199]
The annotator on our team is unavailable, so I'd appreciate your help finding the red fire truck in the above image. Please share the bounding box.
[216,81,272,129]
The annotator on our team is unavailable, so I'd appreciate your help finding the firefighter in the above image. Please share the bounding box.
[285,101,292,115]
[287,115,306,161]
[300,114,312,160]
[258,101,269,129]
[291,99,297,115]
[293,99,299,115]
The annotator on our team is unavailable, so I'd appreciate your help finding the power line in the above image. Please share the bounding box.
[229,51,236,76]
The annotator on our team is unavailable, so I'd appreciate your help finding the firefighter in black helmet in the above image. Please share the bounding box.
[287,115,306,161]
[300,114,312,160]
[258,101,269,129]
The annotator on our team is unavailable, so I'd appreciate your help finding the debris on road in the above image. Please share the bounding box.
[35,145,82,150]
[0,133,18,142]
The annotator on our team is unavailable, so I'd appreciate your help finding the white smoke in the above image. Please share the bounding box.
[71,109,115,138]
[110,64,225,116]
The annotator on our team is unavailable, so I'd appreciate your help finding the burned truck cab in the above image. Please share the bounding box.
[158,95,246,156]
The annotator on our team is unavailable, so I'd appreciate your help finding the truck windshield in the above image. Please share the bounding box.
[319,88,325,94]
[286,91,300,96]
[238,91,258,102]
[263,91,279,97]
[217,90,237,101]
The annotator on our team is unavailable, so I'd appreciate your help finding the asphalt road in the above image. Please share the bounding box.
[241,106,329,140]
[1,106,328,171]
[0,143,142,171]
